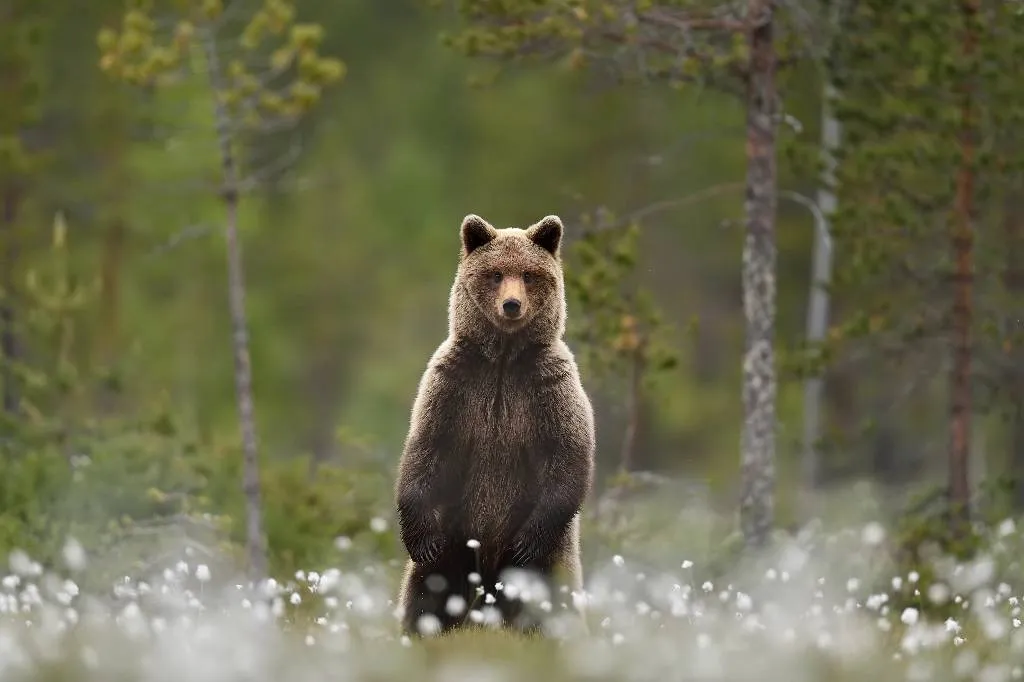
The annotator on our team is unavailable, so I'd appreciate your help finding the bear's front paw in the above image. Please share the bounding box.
[509,535,542,567]
[409,533,447,565]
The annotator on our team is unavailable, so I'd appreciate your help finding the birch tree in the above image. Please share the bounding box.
[797,0,848,500]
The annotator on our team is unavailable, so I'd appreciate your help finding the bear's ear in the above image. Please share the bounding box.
[527,215,563,257]
[461,214,496,256]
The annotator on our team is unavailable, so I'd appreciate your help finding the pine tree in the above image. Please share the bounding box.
[97,0,344,578]
[828,0,1024,531]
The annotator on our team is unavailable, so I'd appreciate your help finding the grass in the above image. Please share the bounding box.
[3,504,1024,682]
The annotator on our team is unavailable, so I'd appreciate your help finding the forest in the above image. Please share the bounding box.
[1,0,1024,680]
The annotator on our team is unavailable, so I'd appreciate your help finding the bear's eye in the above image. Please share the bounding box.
[490,271,502,284]
[522,272,533,284]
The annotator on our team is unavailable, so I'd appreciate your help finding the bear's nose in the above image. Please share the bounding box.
[502,298,522,318]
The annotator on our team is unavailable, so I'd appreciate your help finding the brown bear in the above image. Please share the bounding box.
[394,213,596,637]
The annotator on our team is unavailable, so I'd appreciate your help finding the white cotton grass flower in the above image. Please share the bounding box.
[861,522,886,547]
[62,538,87,572]
[0,521,1019,682]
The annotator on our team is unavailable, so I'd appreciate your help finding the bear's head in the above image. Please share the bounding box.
[450,213,566,345]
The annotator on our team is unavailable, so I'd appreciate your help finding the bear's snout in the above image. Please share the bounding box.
[495,275,527,322]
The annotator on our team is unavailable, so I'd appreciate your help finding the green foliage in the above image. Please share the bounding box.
[780,308,886,382]
[0,0,51,180]
[0,213,100,439]
[0,408,227,587]
[582,474,733,572]
[194,442,398,577]
[885,476,1019,621]
[779,0,1024,487]
[564,219,679,389]
[97,0,344,123]
[0,441,392,590]
[0,211,392,583]
[432,0,755,92]
[95,0,350,577]
[827,0,1024,346]
[0,406,397,587]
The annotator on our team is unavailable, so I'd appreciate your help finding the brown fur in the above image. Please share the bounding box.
[394,213,596,637]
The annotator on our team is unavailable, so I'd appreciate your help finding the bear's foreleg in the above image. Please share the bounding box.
[508,472,589,567]
[507,389,594,567]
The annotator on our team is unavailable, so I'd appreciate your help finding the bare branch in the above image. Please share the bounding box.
[583,186,840,245]
[145,223,214,258]
[239,140,303,191]
[640,7,750,32]
[125,512,223,532]
[779,190,832,256]
[630,126,747,167]
[583,182,745,235]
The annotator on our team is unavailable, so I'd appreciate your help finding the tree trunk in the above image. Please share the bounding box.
[204,36,268,580]
[801,79,840,500]
[739,0,778,549]
[1005,196,1024,509]
[948,0,977,530]
[1,186,21,417]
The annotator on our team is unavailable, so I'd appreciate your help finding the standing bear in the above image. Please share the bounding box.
[394,213,596,637]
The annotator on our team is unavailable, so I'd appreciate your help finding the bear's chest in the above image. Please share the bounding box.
[436,352,562,542]
[457,365,542,447]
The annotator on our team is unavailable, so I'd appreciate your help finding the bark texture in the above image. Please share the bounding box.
[739,0,778,548]
[204,35,268,580]
[801,80,839,496]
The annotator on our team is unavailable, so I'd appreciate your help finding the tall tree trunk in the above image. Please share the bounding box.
[1,186,21,417]
[204,35,268,580]
[801,79,840,500]
[1005,196,1024,509]
[739,0,778,548]
[948,0,977,530]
